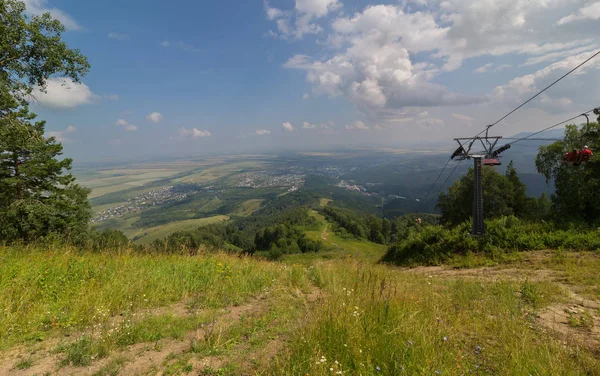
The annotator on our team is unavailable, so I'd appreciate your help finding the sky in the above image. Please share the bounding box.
[22,0,600,162]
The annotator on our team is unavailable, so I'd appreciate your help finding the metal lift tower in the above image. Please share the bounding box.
[450,135,511,236]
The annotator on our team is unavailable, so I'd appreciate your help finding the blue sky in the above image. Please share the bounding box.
[23,0,600,162]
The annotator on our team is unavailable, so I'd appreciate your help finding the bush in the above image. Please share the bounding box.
[382,216,600,265]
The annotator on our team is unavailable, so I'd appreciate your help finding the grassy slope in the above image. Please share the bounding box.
[130,216,230,244]
[2,247,599,375]
[283,210,387,264]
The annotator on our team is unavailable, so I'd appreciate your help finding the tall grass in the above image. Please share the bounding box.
[0,245,310,350]
[272,262,599,375]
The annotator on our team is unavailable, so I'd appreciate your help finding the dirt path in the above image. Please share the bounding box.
[0,287,322,376]
[406,263,600,352]
[320,223,328,241]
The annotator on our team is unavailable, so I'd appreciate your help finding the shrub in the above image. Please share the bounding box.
[382,216,600,265]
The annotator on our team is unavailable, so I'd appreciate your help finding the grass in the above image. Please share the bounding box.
[284,210,387,264]
[231,199,264,217]
[0,246,311,350]
[3,244,600,374]
[130,216,230,244]
[271,261,598,375]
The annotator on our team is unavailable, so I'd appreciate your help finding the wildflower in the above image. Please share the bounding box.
[376,366,381,371]
[408,340,413,346]
[443,336,448,341]
[330,368,334,371]
[335,361,339,365]
[435,371,441,375]
[475,345,482,354]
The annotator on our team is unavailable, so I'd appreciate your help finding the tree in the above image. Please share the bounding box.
[0,0,91,243]
[1,0,90,114]
[437,164,534,225]
[536,122,600,224]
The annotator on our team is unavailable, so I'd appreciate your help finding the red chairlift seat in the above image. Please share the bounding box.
[483,158,501,166]
[564,147,593,165]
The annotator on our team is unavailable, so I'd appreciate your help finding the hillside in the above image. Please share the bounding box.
[2,245,600,375]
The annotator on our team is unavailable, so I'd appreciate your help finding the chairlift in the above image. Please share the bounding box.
[483,158,501,166]
[564,147,593,165]
[563,113,594,165]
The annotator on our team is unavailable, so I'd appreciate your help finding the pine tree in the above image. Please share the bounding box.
[0,0,91,243]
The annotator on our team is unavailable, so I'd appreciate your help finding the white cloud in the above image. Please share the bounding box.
[146,112,163,123]
[345,120,369,130]
[106,94,120,101]
[115,119,137,132]
[256,129,271,135]
[558,2,600,25]
[494,64,512,72]
[521,45,598,67]
[179,127,211,139]
[302,93,310,100]
[474,63,493,74]
[417,117,444,127]
[282,121,295,132]
[22,0,80,30]
[175,41,202,53]
[276,1,599,125]
[31,77,95,110]
[159,40,201,52]
[108,32,130,41]
[46,125,76,142]
[452,113,474,122]
[493,50,600,113]
[295,0,341,18]
[303,122,317,129]
[264,0,342,39]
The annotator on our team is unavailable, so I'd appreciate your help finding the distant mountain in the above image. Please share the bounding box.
[508,128,566,141]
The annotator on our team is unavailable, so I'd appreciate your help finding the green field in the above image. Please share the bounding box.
[130,216,230,244]
[96,215,229,244]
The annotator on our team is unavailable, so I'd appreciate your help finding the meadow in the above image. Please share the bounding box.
[2,239,600,375]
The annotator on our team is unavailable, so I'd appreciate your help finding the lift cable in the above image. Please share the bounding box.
[472,49,600,139]
[502,108,598,147]
[424,160,464,210]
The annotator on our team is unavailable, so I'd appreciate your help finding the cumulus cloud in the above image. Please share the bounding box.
[256,129,271,135]
[108,32,130,40]
[179,127,211,138]
[115,119,137,132]
[558,2,600,25]
[22,0,80,30]
[345,120,369,130]
[31,77,95,110]
[494,51,600,100]
[282,121,295,132]
[264,0,342,39]
[274,1,598,126]
[46,125,76,142]
[146,112,163,123]
[303,122,317,129]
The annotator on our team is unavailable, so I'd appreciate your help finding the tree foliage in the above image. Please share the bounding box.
[1,0,89,113]
[536,122,600,223]
[437,163,543,225]
[0,0,91,243]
